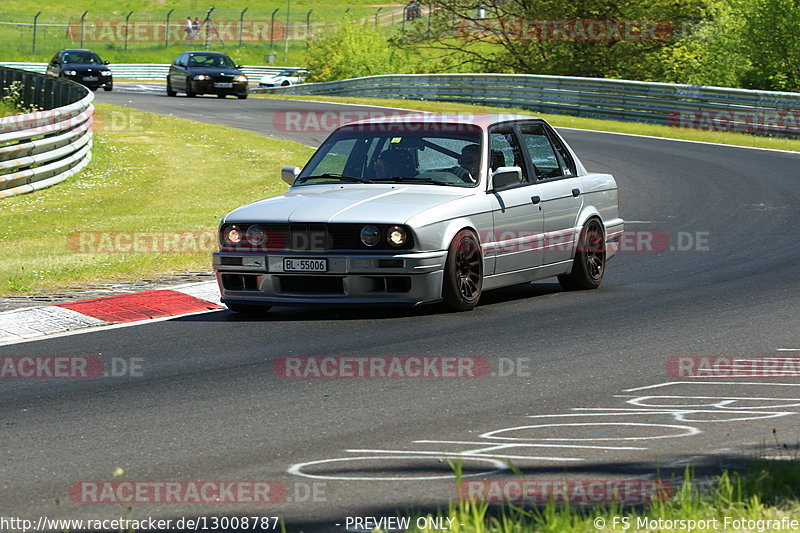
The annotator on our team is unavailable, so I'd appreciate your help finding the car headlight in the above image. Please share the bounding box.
[235,75,247,82]
[193,74,209,81]
[386,225,407,247]
[245,224,266,246]
[222,224,244,246]
[101,71,112,76]
[360,225,380,247]
[64,70,77,76]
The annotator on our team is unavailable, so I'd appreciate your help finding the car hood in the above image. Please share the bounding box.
[224,184,473,224]
[64,63,110,71]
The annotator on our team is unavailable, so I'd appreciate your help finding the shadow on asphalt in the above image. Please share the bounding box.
[176,282,569,323]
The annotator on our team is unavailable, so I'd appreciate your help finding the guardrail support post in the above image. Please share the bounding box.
[270,8,279,49]
[375,7,382,29]
[238,7,248,48]
[32,11,42,53]
[165,8,174,48]
[284,0,291,63]
[305,9,313,48]
[124,11,133,52]
[80,10,89,48]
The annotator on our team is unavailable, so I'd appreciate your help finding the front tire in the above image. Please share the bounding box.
[558,218,606,290]
[442,230,483,311]
[237,93,248,100]
[185,78,196,97]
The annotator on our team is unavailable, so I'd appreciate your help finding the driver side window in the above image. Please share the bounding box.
[489,127,529,183]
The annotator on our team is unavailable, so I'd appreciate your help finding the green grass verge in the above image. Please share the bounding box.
[403,461,800,532]
[254,94,800,153]
[0,102,313,295]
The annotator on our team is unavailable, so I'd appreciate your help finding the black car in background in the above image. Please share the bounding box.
[167,51,248,99]
[46,49,113,91]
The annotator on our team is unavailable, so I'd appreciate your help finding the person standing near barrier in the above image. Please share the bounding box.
[185,17,193,39]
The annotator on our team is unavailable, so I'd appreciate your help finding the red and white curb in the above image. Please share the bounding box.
[0,281,223,345]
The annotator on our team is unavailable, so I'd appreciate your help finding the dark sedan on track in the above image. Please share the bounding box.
[45,49,113,91]
[166,51,248,99]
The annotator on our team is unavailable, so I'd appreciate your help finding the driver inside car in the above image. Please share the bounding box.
[449,144,481,183]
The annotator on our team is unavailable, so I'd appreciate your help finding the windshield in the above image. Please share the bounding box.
[63,52,102,64]
[188,54,236,68]
[297,124,483,187]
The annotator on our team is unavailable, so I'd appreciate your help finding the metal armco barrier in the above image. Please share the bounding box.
[0,62,305,81]
[1,66,93,199]
[253,73,800,137]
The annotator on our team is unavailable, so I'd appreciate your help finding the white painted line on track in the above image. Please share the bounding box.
[556,126,800,155]
[287,455,508,481]
[345,449,583,462]
[624,381,800,391]
[413,440,646,450]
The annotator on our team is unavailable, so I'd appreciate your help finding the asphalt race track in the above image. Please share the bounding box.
[2,83,800,530]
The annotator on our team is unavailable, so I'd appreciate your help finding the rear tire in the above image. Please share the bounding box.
[442,230,483,311]
[226,303,272,315]
[217,93,226,98]
[166,78,176,97]
[558,218,606,290]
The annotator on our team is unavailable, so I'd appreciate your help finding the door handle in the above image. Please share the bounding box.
[531,196,540,204]
[572,188,581,197]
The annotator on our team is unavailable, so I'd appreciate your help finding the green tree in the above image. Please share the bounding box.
[305,21,408,82]
[408,0,712,80]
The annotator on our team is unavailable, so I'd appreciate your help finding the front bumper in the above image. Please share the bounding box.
[212,250,447,306]
[189,80,248,95]
[67,74,112,89]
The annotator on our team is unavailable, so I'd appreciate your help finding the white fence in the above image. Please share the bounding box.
[253,73,800,137]
[0,62,306,81]
[1,67,93,198]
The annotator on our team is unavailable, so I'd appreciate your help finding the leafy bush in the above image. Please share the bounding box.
[305,21,410,82]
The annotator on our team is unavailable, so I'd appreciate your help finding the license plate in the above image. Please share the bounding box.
[214,82,233,88]
[283,258,327,272]
[83,76,98,81]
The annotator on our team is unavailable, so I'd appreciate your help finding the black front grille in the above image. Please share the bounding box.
[221,223,413,252]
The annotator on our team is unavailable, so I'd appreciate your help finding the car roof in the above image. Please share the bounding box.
[186,51,230,56]
[345,112,541,129]
[60,49,98,53]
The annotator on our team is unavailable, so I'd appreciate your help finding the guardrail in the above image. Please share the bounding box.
[1,67,93,199]
[0,62,305,81]
[253,73,800,137]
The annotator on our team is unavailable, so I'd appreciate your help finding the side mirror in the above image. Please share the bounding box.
[103,60,110,65]
[491,166,523,189]
[237,65,244,69]
[281,166,301,186]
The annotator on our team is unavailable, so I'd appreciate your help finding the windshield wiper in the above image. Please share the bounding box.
[297,173,373,184]
[377,176,460,186]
